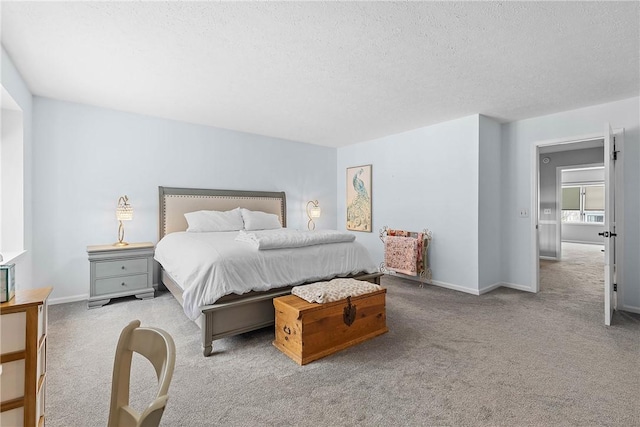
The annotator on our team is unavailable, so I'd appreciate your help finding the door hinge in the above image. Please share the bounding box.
[613,283,617,292]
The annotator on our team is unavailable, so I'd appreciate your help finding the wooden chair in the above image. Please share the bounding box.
[107,320,176,427]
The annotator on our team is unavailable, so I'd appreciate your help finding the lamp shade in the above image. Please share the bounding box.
[309,206,321,218]
[116,196,133,221]
[116,205,133,221]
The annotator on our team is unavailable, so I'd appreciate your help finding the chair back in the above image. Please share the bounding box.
[107,320,176,427]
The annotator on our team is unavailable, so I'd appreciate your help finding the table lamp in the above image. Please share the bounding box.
[114,195,133,246]
[306,200,321,230]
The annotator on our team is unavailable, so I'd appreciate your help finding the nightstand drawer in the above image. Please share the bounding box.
[95,258,148,278]
[95,274,148,295]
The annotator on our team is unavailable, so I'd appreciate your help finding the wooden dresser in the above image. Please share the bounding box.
[0,287,52,426]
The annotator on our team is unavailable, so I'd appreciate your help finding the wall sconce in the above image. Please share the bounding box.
[114,195,133,246]
[306,200,321,230]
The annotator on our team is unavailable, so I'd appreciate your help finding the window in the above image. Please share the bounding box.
[561,184,604,224]
[1,86,25,258]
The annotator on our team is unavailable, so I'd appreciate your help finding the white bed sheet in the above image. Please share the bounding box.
[154,230,378,320]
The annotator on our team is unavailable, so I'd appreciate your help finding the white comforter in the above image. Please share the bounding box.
[154,230,377,320]
[235,228,355,250]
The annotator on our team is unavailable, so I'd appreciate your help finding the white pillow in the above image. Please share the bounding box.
[184,208,244,232]
[241,208,282,231]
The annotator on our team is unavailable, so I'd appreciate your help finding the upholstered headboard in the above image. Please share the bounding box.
[158,187,287,239]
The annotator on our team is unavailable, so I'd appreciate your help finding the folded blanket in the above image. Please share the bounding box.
[385,235,418,276]
[292,278,382,303]
[388,229,425,275]
[235,228,355,250]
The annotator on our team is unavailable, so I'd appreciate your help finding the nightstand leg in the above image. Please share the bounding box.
[88,298,111,309]
[135,290,155,300]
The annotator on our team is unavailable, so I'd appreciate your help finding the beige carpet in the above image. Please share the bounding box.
[539,242,606,313]
[45,252,639,426]
[540,242,604,292]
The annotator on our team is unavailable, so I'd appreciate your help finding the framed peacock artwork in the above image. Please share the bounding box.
[346,164,372,232]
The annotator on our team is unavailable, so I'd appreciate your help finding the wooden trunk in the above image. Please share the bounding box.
[273,289,388,365]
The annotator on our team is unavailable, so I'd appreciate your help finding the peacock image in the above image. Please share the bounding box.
[347,168,371,231]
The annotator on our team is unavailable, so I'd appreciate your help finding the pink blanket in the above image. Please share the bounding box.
[387,229,425,275]
[385,235,419,276]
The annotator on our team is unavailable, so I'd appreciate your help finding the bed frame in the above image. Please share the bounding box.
[158,186,382,356]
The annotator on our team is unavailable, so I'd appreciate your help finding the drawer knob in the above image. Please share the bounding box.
[121,266,126,270]
[121,282,126,286]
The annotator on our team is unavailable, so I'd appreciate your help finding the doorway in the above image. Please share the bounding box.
[531,126,624,325]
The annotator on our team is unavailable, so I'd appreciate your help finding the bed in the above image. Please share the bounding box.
[156,186,382,356]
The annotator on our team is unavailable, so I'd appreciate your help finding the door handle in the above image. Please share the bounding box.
[598,231,617,238]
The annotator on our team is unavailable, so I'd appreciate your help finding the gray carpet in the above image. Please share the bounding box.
[47,246,639,426]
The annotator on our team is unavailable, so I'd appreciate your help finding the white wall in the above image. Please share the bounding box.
[478,115,502,290]
[562,224,604,245]
[32,97,337,303]
[337,115,481,293]
[1,47,33,290]
[502,97,640,313]
[562,167,604,184]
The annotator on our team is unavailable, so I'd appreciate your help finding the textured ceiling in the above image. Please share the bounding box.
[2,1,638,147]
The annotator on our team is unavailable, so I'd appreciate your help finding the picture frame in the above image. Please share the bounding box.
[346,164,372,232]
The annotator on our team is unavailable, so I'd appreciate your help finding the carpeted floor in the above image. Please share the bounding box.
[537,242,607,320]
[46,246,639,426]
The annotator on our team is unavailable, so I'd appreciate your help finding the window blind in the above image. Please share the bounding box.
[584,185,604,210]
[562,187,580,210]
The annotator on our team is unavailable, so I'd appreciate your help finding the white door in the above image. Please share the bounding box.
[603,123,616,325]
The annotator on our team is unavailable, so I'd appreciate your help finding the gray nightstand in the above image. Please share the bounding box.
[87,242,155,308]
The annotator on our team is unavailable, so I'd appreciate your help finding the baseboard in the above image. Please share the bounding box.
[381,271,427,286]
[562,240,604,246]
[430,279,479,296]
[499,282,535,293]
[49,286,162,305]
[49,294,88,305]
[382,272,479,295]
[539,256,558,261]
[619,304,640,314]
[480,282,535,294]
[478,282,502,294]
[385,274,536,296]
